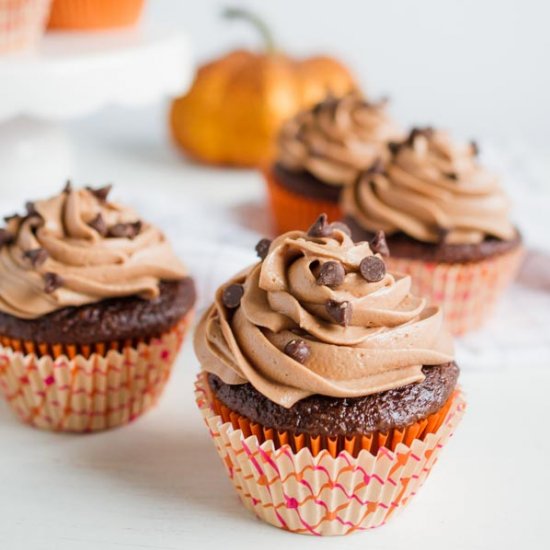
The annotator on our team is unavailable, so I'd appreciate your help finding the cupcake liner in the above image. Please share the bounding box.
[263,167,342,234]
[0,0,51,53]
[47,0,144,30]
[387,246,524,335]
[0,311,193,432]
[195,373,466,536]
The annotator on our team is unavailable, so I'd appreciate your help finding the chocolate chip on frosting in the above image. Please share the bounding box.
[0,229,14,248]
[326,299,353,326]
[222,284,244,309]
[108,221,142,239]
[307,214,332,238]
[284,339,311,364]
[316,261,345,287]
[369,230,390,257]
[25,201,39,219]
[445,172,458,180]
[44,272,64,294]
[88,213,108,236]
[255,238,272,260]
[63,180,72,194]
[388,141,402,155]
[359,256,386,282]
[470,140,479,156]
[86,184,112,202]
[23,248,48,267]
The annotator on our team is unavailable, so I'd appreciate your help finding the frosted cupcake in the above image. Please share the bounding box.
[0,183,195,432]
[263,92,401,233]
[194,215,465,535]
[342,128,523,334]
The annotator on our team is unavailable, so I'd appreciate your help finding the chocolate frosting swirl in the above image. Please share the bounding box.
[342,128,516,244]
[195,221,454,408]
[0,185,188,319]
[277,92,402,186]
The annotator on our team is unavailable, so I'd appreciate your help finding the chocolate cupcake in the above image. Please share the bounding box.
[0,184,196,432]
[342,128,524,334]
[263,91,401,233]
[194,215,465,535]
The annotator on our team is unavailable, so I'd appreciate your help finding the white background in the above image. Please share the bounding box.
[1,1,550,549]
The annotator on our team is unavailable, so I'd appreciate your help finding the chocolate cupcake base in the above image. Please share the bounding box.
[208,362,458,437]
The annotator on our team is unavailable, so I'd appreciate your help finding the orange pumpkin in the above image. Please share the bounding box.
[170,8,357,167]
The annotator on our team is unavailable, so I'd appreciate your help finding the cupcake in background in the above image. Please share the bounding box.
[0,0,51,53]
[194,215,465,535]
[342,127,523,335]
[47,0,144,30]
[0,183,195,432]
[263,91,401,234]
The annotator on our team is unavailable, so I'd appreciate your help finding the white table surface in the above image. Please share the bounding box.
[1,106,549,549]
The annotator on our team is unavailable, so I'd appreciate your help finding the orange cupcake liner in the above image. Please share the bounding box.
[47,0,144,30]
[0,310,193,432]
[388,245,524,336]
[195,372,466,535]
[0,0,51,53]
[263,167,342,234]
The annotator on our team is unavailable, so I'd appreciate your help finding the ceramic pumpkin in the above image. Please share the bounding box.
[170,8,357,166]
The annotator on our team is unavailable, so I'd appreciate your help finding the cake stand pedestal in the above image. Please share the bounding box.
[0,28,193,197]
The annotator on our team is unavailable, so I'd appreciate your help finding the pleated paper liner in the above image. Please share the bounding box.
[0,310,193,432]
[0,0,51,53]
[47,0,144,30]
[388,245,524,336]
[209,382,455,459]
[263,167,342,234]
[195,372,466,535]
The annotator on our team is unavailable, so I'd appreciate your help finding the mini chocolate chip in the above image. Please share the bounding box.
[88,213,107,236]
[316,261,345,287]
[388,141,402,155]
[407,127,433,146]
[470,140,479,156]
[222,284,244,309]
[284,339,311,364]
[359,256,386,282]
[44,272,64,294]
[437,226,450,243]
[330,221,351,236]
[369,230,390,257]
[25,202,39,218]
[366,158,385,175]
[86,184,112,202]
[23,248,49,267]
[255,238,272,260]
[326,300,353,327]
[0,228,14,248]
[307,213,332,238]
[108,221,142,239]
[445,172,458,180]
[63,180,72,193]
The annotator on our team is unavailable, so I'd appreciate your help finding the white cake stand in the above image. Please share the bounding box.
[0,28,193,195]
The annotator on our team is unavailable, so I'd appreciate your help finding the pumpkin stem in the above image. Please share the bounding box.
[223,7,276,53]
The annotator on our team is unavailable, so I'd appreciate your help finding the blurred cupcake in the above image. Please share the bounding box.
[0,183,195,432]
[342,128,523,335]
[194,215,465,535]
[263,92,401,234]
[0,0,51,53]
[47,0,144,30]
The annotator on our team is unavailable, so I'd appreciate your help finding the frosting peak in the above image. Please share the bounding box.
[277,92,402,186]
[0,184,187,319]
[195,217,454,408]
[342,128,516,244]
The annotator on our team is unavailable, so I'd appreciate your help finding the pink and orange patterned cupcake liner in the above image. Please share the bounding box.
[0,311,193,432]
[387,246,524,335]
[0,0,51,53]
[195,372,466,536]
